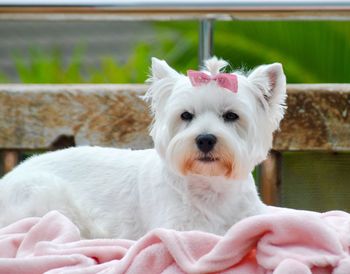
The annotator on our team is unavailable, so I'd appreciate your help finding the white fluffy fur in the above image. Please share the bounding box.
[0,57,287,240]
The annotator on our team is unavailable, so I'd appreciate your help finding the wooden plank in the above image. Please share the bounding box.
[0,84,349,151]
[2,150,20,173]
[0,84,152,150]
[274,84,350,151]
[260,151,282,205]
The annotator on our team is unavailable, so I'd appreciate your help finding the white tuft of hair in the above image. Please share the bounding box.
[204,56,229,75]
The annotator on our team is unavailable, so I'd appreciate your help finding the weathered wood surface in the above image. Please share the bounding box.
[0,84,349,151]
[0,84,152,149]
[274,84,350,152]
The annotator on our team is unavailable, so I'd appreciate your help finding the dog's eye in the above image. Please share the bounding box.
[223,111,239,122]
[180,111,194,121]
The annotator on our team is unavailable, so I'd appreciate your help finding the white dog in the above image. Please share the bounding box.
[0,57,286,240]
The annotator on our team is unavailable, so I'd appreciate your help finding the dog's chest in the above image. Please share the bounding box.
[162,186,249,235]
[139,167,262,236]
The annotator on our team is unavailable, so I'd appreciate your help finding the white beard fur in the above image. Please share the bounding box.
[0,56,286,239]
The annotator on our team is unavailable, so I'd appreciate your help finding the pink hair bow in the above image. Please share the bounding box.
[187,70,238,93]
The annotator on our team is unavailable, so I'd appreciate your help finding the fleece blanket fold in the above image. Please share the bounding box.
[1,208,350,274]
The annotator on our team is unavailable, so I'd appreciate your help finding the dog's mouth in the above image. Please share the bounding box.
[197,156,219,163]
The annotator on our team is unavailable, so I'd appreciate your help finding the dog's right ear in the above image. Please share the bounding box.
[144,58,179,114]
[145,58,179,156]
[151,57,178,81]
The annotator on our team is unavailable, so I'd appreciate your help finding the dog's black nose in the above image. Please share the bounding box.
[196,134,217,153]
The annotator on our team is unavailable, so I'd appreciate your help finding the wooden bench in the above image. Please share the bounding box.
[1,84,349,205]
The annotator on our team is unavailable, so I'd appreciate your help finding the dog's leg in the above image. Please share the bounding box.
[0,173,106,238]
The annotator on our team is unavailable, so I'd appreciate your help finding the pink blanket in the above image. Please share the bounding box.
[1,208,350,274]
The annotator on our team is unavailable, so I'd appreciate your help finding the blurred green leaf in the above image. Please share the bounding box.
[0,72,8,82]
[155,21,350,83]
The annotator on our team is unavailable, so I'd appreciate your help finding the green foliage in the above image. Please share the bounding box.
[13,46,84,83]
[1,21,349,83]
[0,72,8,83]
[8,44,151,84]
[155,21,350,83]
[87,43,151,83]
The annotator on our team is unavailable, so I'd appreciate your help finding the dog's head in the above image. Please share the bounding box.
[145,57,286,180]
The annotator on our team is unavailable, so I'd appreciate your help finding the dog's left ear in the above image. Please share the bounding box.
[248,63,287,128]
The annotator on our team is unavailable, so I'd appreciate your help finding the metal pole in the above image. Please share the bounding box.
[199,19,214,67]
